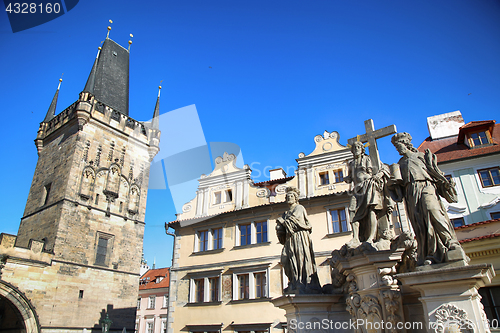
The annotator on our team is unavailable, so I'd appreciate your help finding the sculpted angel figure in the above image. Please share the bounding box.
[391,132,468,265]
[345,141,394,246]
[276,187,321,294]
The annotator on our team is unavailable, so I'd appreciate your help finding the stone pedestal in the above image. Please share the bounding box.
[336,249,408,333]
[396,264,495,333]
[272,294,352,333]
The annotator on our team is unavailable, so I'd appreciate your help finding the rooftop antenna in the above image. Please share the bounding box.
[106,19,112,39]
[128,33,133,52]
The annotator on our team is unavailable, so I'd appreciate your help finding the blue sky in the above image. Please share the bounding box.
[1,0,499,268]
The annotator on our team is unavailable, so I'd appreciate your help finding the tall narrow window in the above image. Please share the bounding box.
[147,322,154,333]
[238,274,249,300]
[95,194,100,205]
[225,189,233,202]
[198,230,208,252]
[212,228,222,250]
[334,170,344,183]
[214,191,222,204]
[148,295,155,309]
[330,209,348,233]
[255,272,267,298]
[209,277,219,302]
[195,279,204,303]
[255,221,268,243]
[95,237,108,265]
[43,183,52,206]
[239,224,251,246]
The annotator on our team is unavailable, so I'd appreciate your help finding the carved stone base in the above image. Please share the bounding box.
[336,249,408,333]
[272,294,352,333]
[396,264,495,333]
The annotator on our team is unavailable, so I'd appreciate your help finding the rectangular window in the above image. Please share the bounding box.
[214,191,222,204]
[189,270,222,303]
[444,174,453,182]
[209,277,219,302]
[330,209,348,233]
[95,237,108,265]
[478,168,500,188]
[147,322,154,333]
[195,278,204,303]
[198,230,208,252]
[79,290,84,299]
[491,212,500,220]
[148,295,155,309]
[212,228,222,250]
[137,297,141,309]
[334,170,344,183]
[469,131,490,147]
[238,274,249,300]
[319,171,329,185]
[231,267,269,301]
[452,217,465,228]
[255,221,268,244]
[479,286,500,322]
[255,272,267,298]
[163,294,168,308]
[240,224,251,246]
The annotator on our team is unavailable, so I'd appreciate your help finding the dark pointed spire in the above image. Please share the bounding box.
[44,77,62,122]
[82,20,130,116]
[151,85,161,130]
[83,48,100,94]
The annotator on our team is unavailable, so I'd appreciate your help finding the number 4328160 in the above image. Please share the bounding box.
[5,2,61,14]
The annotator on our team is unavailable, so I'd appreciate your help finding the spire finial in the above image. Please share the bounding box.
[128,33,133,52]
[57,73,63,90]
[106,19,112,39]
[158,80,162,97]
[44,76,63,122]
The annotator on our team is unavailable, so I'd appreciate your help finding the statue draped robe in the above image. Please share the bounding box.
[395,150,460,265]
[278,204,321,294]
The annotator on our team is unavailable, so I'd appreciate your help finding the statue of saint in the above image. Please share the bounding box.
[345,141,394,246]
[391,132,468,266]
[276,187,321,294]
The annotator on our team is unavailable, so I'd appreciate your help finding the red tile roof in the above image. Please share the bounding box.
[459,233,500,244]
[454,218,500,230]
[418,122,500,163]
[139,267,170,290]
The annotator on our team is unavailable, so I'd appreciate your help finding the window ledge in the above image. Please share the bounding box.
[186,301,222,307]
[191,248,225,256]
[324,231,351,238]
[230,297,271,304]
[232,241,271,250]
[470,143,494,149]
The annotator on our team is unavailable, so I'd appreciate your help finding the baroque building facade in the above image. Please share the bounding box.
[0,34,160,333]
[166,131,409,333]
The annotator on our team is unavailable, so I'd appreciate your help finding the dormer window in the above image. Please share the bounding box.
[214,192,222,204]
[468,131,490,147]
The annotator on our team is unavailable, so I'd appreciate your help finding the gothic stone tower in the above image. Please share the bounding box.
[0,34,160,333]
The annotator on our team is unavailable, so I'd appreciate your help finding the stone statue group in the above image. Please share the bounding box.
[276,130,468,294]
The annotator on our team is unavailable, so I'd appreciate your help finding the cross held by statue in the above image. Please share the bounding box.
[347,119,397,173]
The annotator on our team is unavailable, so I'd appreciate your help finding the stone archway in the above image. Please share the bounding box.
[0,280,40,333]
